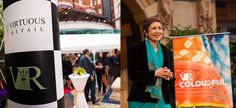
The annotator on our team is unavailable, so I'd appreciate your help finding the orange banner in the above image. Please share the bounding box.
[173,35,233,108]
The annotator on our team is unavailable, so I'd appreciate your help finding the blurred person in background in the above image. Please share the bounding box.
[62,54,73,89]
[95,52,107,95]
[106,49,120,84]
[80,49,100,105]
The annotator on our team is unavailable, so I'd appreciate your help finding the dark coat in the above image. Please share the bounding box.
[62,60,73,79]
[128,41,175,105]
[95,57,105,74]
[107,55,120,77]
[79,55,93,78]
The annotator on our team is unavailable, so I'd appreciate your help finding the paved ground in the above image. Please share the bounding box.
[88,102,120,108]
[3,90,120,108]
[3,79,121,108]
[64,84,120,108]
[87,89,120,108]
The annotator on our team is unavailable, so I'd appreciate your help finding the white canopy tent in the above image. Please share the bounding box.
[59,21,120,54]
[60,34,120,54]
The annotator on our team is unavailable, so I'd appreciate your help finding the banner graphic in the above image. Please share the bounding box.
[173,34,232,108]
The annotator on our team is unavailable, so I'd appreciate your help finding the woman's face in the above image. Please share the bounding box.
[99,52,103,58]
[146,21,163,42]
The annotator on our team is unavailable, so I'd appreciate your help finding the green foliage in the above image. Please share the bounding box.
[169,25,199,36]
[0,1,3,40]
[166,25,200,50]
[0,1,3,48]
[0,2,4,63]
[0,2,6,108]
[0,1,4,77]
[230,43,236,77]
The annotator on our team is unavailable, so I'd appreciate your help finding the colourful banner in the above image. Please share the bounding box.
[173,34,233,108]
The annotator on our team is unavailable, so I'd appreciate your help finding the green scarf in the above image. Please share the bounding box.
[145,39,163,99]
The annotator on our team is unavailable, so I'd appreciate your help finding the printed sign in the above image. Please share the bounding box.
[173,34,233,108]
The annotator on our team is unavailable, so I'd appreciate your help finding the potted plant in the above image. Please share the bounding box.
[69,67,89,91]
[68,67,90,108]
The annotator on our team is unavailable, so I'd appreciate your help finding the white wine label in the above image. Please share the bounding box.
[4,0,54,54]
[3,0,64,107]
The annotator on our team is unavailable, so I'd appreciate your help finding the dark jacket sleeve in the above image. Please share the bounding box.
[62,60,73,79]
[128,42,157,85]
[80,56,93,77]
[162,44,175,84]
[161,44,176,105]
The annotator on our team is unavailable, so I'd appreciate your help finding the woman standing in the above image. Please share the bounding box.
[106,49,120,84]
[95,52,106,94]
[128,16,175,108]
[62,54,73,89]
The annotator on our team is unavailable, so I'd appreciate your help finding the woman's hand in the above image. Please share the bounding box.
[90,76,94,81]
[95,63,103,69]
[155,67,174,80]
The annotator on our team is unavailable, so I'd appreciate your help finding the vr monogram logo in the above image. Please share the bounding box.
[9,66,47,90]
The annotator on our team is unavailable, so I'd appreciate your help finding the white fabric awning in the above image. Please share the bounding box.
[60,34,120,53]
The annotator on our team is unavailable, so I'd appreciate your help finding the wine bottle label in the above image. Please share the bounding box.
[6,51,63,105]
[4,0,60,54]
[3,0,64,107]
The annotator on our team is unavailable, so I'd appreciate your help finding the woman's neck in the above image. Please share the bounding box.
[148,39,158,50]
